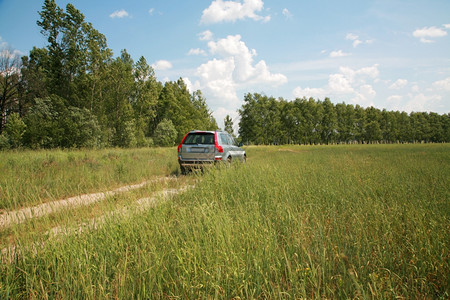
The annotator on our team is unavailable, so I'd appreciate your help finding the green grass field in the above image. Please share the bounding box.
[0,147,180,210]
[1,144,449,298]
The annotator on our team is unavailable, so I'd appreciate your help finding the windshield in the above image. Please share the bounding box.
[183,132,215,145]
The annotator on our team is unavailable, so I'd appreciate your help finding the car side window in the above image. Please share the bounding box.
[220,133,229,145]
[228,134,237,146]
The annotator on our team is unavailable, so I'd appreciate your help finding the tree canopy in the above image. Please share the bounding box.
[0,0,448,149]
[238,93,449,145]
[0,0,217,149]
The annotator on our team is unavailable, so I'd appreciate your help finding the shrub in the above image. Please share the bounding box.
[153,119,177,146]
[4,113,26,148]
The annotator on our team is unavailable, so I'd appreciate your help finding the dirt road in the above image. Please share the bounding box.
[0,176,178,228]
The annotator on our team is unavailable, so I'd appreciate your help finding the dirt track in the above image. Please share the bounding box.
[1,176,193,261]
[0,176,177,228]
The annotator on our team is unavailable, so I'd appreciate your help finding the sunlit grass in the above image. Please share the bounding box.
[0,147,179,210]
[1,144,448,298]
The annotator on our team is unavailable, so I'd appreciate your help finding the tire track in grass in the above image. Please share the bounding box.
[1,180,195,263]
[0,176,176,228]
[47,184,194,237]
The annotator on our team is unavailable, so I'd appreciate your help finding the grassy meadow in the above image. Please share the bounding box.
[1,144,449,298]
[0,147,180,210]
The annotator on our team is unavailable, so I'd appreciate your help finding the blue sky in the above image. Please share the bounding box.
[1,0,449,128]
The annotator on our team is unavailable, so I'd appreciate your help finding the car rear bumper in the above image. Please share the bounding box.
[178,156,225,168]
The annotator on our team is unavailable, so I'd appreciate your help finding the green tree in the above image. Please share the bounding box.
[335,103,355,143]
[320,98,337,144]
[0,48,21,134]
[23,95,100,148]
[4,113,26,148]
[364,121,382,143]
[154,119,177,147]
[190,90,217,131]
[354,105,366,143]
[224,115,234,135]
[132,56,161,143]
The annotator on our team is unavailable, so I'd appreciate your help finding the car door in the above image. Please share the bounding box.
[228,134,245,161]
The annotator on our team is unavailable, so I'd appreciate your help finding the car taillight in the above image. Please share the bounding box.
[214,132,223,153]
[178,133,189,153]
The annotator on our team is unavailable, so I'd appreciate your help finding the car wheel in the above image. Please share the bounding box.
[180,166,187,175]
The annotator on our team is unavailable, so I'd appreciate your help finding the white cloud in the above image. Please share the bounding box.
[196,57,239,107]
[0,44,23,60]
[198,30,214,41]
[413,26,447,43]
[109,9,130,19]
[330,50,351,58]
[387,95,403,103]
[152,60,173,71]
[354,64,379,79]
[292,64,380,106]
[432,77,450,91]
[213,107,240,132]
[188,48,207,56]
[293,86,327,99]
[200,0,270,24]
[404,93,442,112]
[389,79,408,90]
[282,8,293,19]
[444,24,450,29]
[346,33,358,41]
[359,84,376,99]
[345,33,373,48]
[328,73,354,94]
[205,34,287,85]
[182,77,201,93]
[148,8,155,15]
[193,34,286,116]
[346,33,361,48]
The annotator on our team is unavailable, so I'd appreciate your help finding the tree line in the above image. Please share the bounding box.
[238,93,449,145]
[0,0,217,150]
[1,1,448,150]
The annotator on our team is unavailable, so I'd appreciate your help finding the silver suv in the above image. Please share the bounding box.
[177,130,246,174]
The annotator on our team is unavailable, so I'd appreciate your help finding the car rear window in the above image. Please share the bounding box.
[184,132,215,145]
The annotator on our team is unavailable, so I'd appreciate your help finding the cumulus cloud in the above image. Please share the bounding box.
[193,34,286,115]
[0,40,23,59]
[413,26,448,43]
[389,79,408,90]
[188,48,207,56]
[152,60,173,71]
[328,73,354,94]
[182,77,201,93]
[387,95,403,102]
[403,93,442,112]
[293,86,327,99]
[148,8,155,15]
[432,77,450,91]
[196,57,239,107]
[330,50,351,58]
[205,34,287,85]
[200,0,270,24]
[292,64,380,106]
[282,8,293,19]
[213,107,240,132]
[109,9,130,18]
[198,30,214,41]
[345,33,373,48]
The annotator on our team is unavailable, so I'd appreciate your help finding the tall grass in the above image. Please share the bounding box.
[1,144,448,298]
[0,147,179,210]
